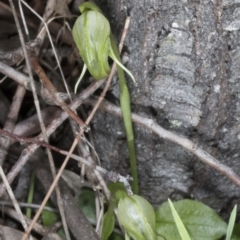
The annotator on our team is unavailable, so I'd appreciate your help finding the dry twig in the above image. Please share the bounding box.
[0,84,28,234]
[0,128,133,188]
[0,80,104,197]
[29,52,88,131]
[17,0,71,237]
[88,99,240,188]
[1,207,61,238]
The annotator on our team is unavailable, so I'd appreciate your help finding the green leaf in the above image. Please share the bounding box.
[226,205,237,240]
[42,203,59,227]
[117,195,157,240]
[57,228,67,240]
[156,199,227,240]
[168,199,191,240]
[102,210,115,240]
[101,183,128,240]
[102,192,116,240]
[78,189,96,220]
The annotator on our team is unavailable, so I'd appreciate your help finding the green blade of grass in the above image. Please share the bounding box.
[226,205,237,240]
[168,199,191,240]
[26,174,35,218]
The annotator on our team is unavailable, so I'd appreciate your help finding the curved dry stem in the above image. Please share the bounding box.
[89,99,240,189]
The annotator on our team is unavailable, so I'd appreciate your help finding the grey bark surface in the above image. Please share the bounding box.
[91,0,240,216]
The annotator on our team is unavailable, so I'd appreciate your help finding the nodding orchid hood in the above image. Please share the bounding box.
[72,2,135,93]
[72,10,111,80]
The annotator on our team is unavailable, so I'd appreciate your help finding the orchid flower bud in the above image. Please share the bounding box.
[73,10,111,80]
[117,195,157,240]
[72,2,136,93]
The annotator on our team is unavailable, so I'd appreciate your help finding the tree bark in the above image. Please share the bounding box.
[92,0,240,217]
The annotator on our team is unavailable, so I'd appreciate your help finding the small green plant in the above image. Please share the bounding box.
[101,183,156,240]
[72,1,138,194]
[75,184,239,240]
[117,194,157,240]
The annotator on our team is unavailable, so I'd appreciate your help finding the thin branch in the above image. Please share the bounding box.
[0,60,71,103]
[0,85,26,165]
[19,0,72,99]
[0,201,58,212]
[27,53,71,239]
[0,127,132,187]
[37,0,57,40]
[1,207,60,238]
[32,158,99,240]
[7,1,43,145]
[0,167,29,231]
[89,99,240,188]
[13,106,61,137]
[8,0,71,238]
[70,119,109,234]
[8,1,56,239]
[0,60,40,92]
[0,85,28,235]
[0,39,40,66]
[0,128,102,172]
[0,80,104,198]
[29,53,88,131]
[0,50,29,238]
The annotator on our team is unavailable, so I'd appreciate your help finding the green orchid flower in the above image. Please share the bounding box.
[72,2,135,93]
[118,195,157,240]
[72,2,138,194]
